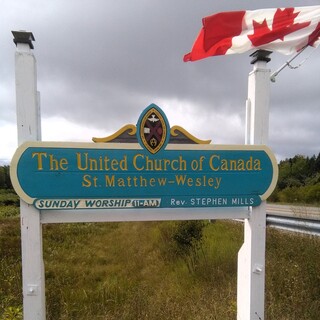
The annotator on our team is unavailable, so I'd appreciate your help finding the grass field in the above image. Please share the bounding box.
[1,207,320,319]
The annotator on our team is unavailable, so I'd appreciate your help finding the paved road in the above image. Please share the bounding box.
[267,203,320,220]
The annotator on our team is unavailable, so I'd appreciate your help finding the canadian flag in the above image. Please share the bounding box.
[184,6,320,62]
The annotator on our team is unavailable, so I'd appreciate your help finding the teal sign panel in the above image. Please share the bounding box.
[10,142,278,210]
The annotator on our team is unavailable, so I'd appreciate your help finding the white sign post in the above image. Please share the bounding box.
[237,50,272,320]
[12,32,274,320]
[12,31,46,320]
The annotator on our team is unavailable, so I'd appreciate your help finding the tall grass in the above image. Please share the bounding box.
[1,211,320,319]
[266,230,320,319]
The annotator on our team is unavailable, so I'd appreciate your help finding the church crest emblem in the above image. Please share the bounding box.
[137,104,169,154]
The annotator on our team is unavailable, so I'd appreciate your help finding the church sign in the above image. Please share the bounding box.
[10,104,278,210]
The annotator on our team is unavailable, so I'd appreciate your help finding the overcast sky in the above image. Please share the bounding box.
[1,0,320,164]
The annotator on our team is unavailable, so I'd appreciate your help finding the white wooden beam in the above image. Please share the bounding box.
[13,31,45,320]
[237,50,272,320]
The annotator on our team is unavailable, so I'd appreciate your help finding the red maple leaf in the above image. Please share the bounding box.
[248,8,311,47]
[308,21,320,46]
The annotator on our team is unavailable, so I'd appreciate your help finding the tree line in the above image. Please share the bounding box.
[269,153,320,204]
[1,153,319,205]
[0,166,12,189]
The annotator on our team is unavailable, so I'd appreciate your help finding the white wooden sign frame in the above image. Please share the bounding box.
[12,32,271,320]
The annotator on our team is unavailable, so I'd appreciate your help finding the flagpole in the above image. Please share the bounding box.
[270,45,308,82]
[237,50,272,320]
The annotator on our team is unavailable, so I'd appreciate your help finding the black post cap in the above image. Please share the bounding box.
[12,31,35,49]
[250,50,272,64]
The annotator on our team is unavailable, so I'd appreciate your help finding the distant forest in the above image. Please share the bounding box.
[1,153,320,205]
[269,153,320,204]
[0,166,12,190]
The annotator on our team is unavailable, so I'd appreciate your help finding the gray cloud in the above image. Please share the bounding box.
[1,0,320,163]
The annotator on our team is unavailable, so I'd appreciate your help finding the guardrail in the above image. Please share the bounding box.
[266,214,320,236]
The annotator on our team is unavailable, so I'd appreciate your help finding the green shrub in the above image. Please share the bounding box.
[158,220,207,273]
[1,306,23,320]
[0,206,19,218]
[0,190,19,207]
[305,184,320,204]
[276,185,320,205]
